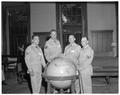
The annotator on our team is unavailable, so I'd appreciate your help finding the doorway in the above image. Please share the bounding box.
[2,2,30,56]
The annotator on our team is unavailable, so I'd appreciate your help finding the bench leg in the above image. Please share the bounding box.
[105,76,110,84]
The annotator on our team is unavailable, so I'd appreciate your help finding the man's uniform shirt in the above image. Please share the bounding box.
[64,43,81,66]
[44,38,62,62]
[25,45,46,73]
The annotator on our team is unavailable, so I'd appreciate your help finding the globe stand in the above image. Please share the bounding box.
[42,74,78,93]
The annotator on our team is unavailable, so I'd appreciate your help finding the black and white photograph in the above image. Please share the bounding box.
[2,1,118,94]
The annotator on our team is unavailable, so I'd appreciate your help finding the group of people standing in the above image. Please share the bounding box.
[25,29,94,93]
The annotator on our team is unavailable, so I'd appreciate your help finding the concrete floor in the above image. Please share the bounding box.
[2,56,118,94]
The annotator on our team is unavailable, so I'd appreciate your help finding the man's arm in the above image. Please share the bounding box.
[25,47,33,71]
[58,41,62,54]
[64,45,68,56]
[40,48,46,68]
[44,42,51,62]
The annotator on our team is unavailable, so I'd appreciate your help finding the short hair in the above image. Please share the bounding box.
[32,35,39,39]
[69,34,75,39]
[81,35,89,41]
[69,34,75,38]
[50,29,56,34]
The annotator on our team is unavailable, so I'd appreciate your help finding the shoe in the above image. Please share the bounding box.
[53,89,58,94]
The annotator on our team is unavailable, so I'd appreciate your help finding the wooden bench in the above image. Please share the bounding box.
[2,55,18,72]
[92,66,118,84]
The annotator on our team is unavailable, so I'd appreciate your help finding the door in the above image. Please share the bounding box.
[2,2,30,56]
[56,3,87,51]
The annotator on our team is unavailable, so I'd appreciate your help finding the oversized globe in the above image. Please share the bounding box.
[46,56,77,89]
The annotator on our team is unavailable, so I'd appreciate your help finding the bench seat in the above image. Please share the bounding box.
[92,66,118,84]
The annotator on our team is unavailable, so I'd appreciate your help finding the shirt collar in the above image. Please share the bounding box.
[50,38,57,42]
[83,44,89,49]
[71,42,76,46]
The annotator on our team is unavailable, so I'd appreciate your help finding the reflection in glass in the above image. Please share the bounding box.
[62,4,82,25]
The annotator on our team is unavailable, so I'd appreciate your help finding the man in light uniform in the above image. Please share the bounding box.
[78,36,94,93]
[44,30,62,63]
[44,30,62,93]
[64,35,81,93]
[25,35,46,93]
